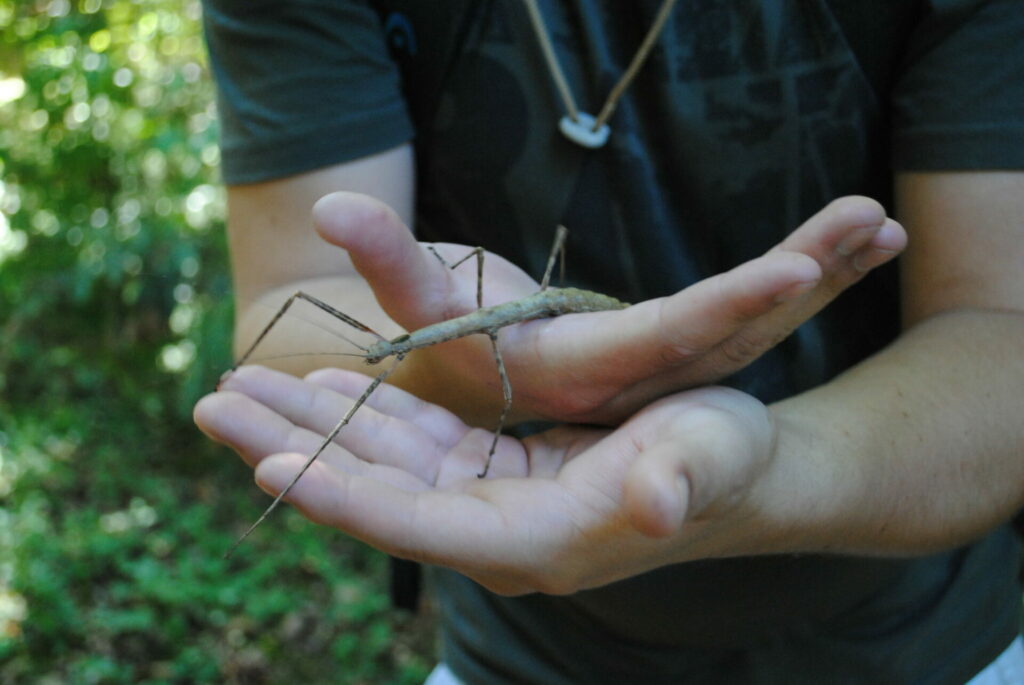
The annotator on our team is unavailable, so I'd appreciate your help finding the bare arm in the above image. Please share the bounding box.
[226,144,414,375]
[197,172,1024,594]
[760,171,1024,555]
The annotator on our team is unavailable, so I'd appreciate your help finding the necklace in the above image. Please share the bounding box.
[523,0,679,148]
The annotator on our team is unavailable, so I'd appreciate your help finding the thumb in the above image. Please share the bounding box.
[623,394,771,537]
[312,191,447,329]
[623,440,692,537]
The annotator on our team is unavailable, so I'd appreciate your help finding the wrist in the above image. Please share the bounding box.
[640,389,839,563]
[734,399,861,557]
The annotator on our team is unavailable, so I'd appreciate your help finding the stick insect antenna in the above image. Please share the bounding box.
[247,351,369,364]
[220,291,386,388]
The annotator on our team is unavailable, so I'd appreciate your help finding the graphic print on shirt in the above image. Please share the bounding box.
[400,1,879,302]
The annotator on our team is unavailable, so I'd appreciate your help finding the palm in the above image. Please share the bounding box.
[197,366,774,594]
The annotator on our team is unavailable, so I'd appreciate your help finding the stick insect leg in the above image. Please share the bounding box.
[425,245,510,477]
[220,291,387,388]
[224,354,405,558]
[479,330,512,479]
[426,244,486,309]
[539,225,569,291]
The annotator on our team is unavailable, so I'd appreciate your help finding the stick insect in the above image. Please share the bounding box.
[222,226,627,557]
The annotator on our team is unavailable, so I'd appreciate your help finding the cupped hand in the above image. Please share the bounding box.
[196,365,786,595]
[314,193,906,425]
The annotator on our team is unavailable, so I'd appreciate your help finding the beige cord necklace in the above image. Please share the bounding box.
[523,0,679,148]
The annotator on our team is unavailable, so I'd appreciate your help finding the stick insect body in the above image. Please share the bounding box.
[364,287,625,363]
[223,227,627,557]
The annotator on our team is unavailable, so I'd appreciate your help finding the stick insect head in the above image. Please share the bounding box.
[364,335,404,365]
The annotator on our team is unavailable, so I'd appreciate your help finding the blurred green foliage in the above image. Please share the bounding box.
[0,1,433,682]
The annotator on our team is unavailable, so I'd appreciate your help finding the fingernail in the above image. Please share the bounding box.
[835,224,882,257]
[216,368,235,391]
[774,279,818,304]
[853,247,899,273]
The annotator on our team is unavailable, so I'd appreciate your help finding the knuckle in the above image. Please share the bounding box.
[655,341,703,368]
[358,409,391,443]
[284,425,313,455]
[718,331,764,366]
[308,383,337,419]
[654,300,705,368]
[304,367,346,390]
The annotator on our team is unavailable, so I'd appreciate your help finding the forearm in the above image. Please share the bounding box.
[764,307,1024,556]
[226,146,423,384]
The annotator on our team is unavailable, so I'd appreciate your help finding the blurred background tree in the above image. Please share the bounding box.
[0,1,433,682]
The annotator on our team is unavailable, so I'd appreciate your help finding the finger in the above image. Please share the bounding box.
[564,197,899,373]
[195,390,299,468]
[779,196,906,288]
[255,453,511,564]
[218,365,454,481]
[647,249,823,362]
[304,367,468,446]
[644,196,889,363]
[195,390,431,494]
[311,192,450,329]
[195,389,375,475]
[773,195,890,261]
[763,196,906,309]
[524,248,821,381]
[852,218,907,272]
[723,216,905,365]
[781,217,904,305]
[629,199,902,376]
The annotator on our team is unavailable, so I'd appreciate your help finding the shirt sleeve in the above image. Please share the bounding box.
[202,0,414,184]
[891,0,1024,171]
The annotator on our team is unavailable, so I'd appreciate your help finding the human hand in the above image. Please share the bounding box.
[196,365,787,594]
[314,193,906,424]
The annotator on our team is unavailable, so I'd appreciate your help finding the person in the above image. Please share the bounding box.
[193,1,1024,682]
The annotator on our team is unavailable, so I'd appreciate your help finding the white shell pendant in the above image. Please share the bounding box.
[559,112,611,149]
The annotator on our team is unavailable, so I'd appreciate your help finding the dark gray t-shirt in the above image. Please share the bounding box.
[203,1,1024,682]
